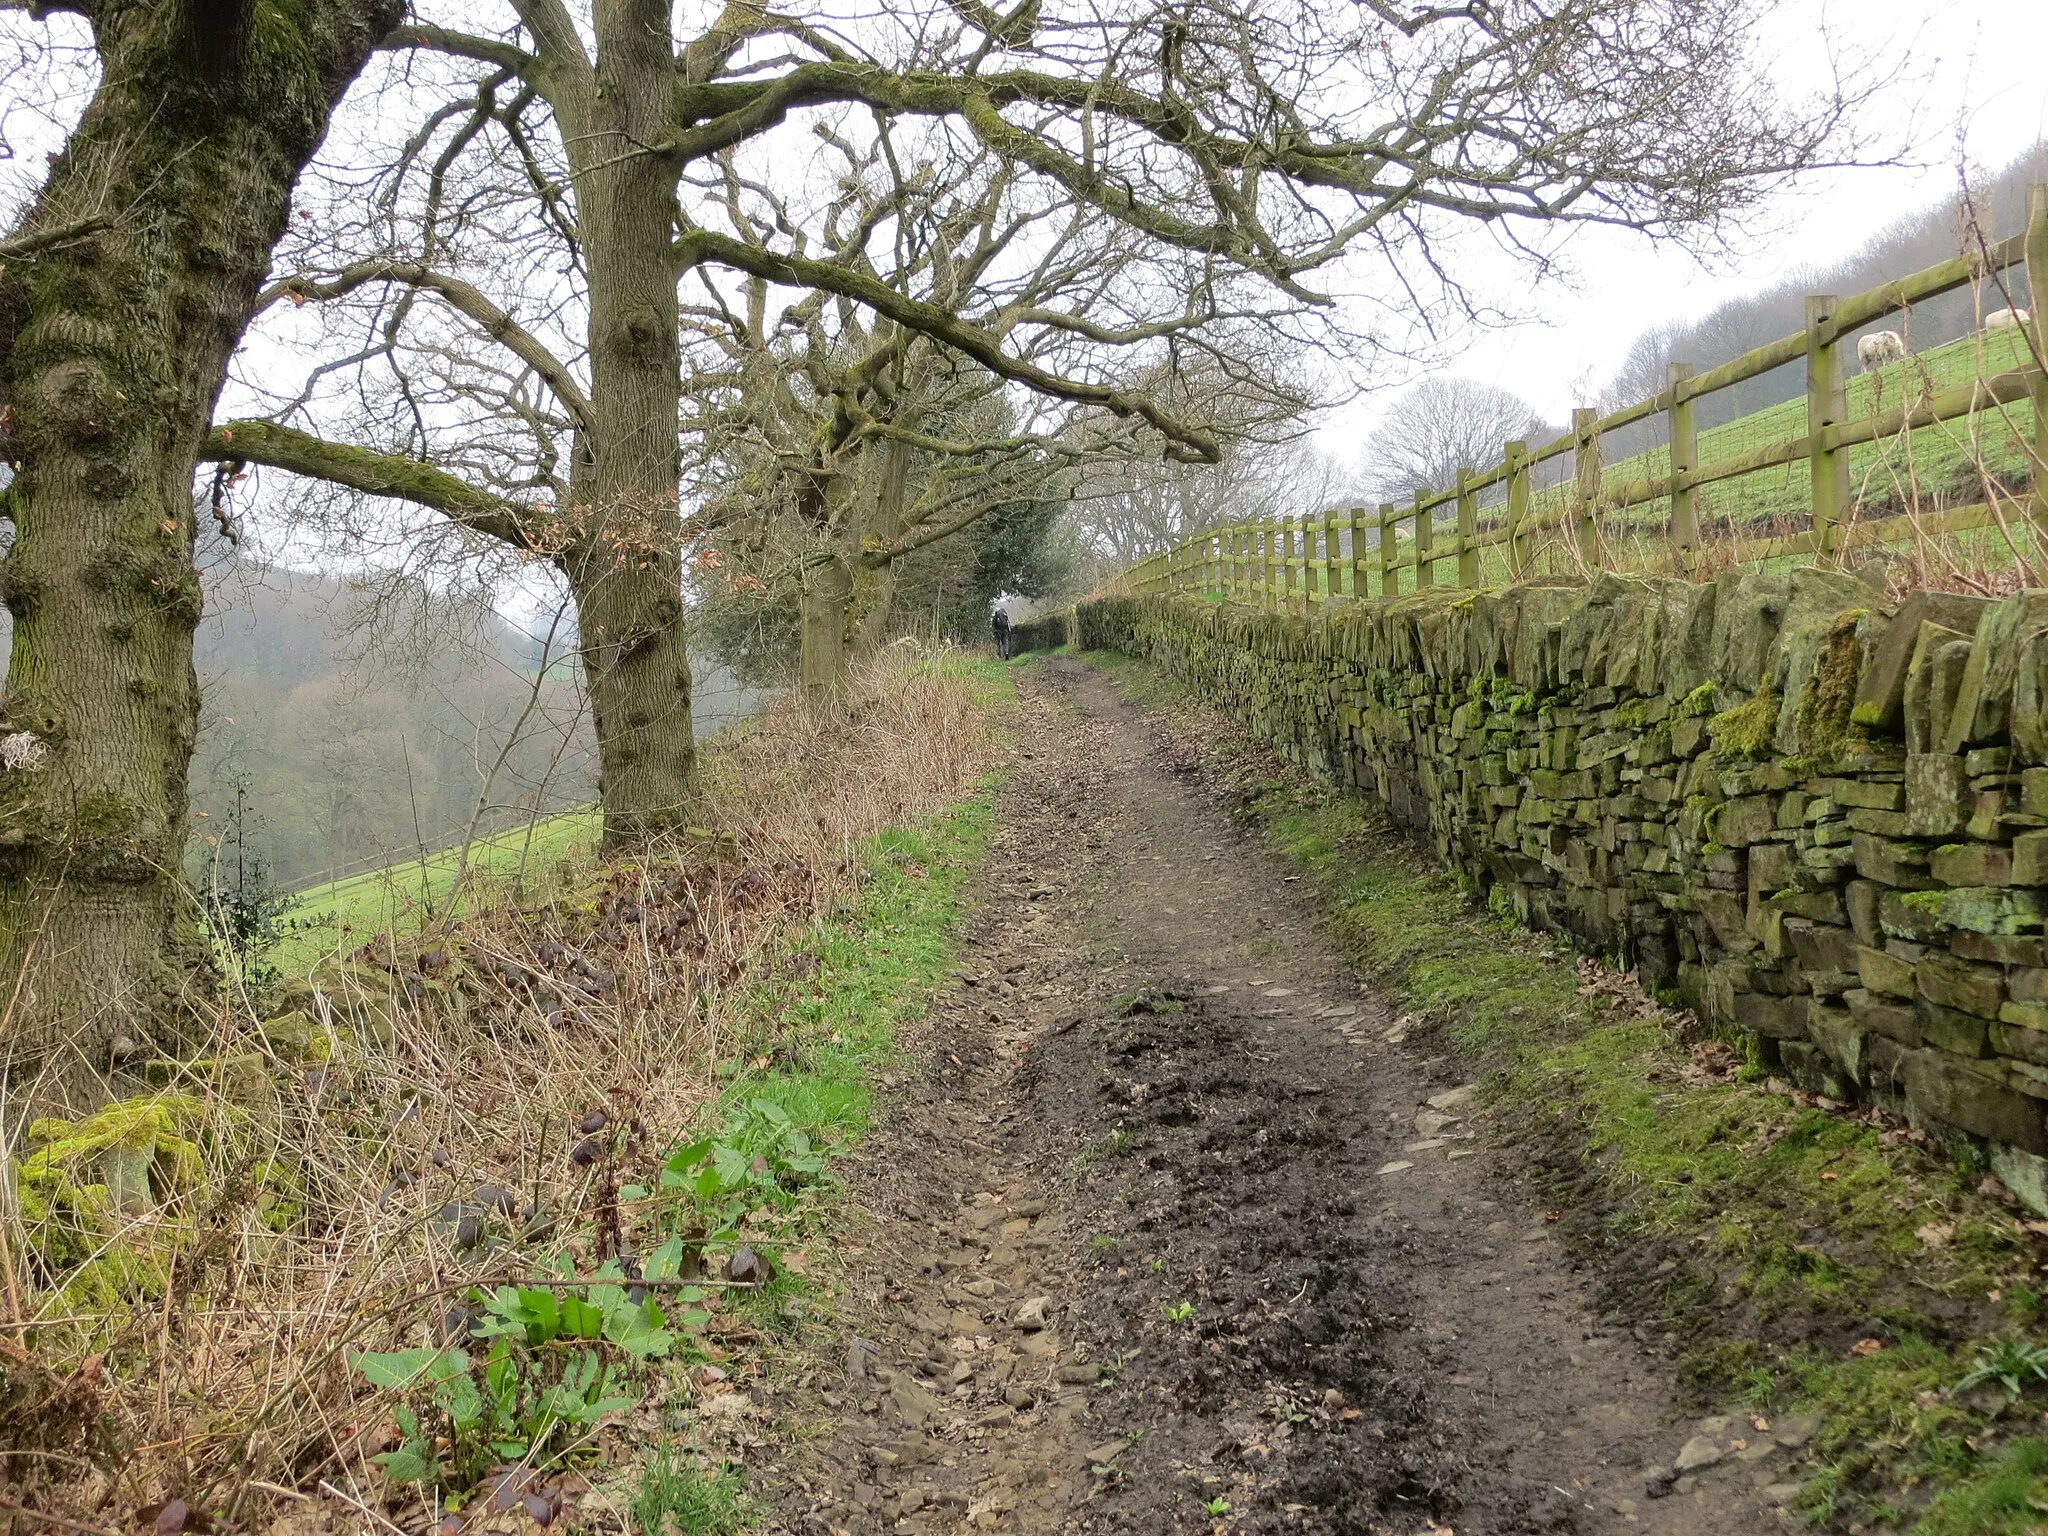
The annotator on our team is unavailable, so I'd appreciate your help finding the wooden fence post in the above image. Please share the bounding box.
[1505,440,1529,579]
[1292,515,1308,611]
[1572,407,1601,570]
[1414,488,1433,589]
[1455,467,1477,587]
[1806,293,1848,563]
[1666,361,1698,570]
[2028,184,2048,541]
[1349,505,1368,598]
[1323,503,1340,602]
[1272,517,1287,608]
[1379,502,1396,597]
[1312,511,1327,605]
[1258,519,1273,608]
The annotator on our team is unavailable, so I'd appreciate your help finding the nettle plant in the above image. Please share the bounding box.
[656,1096,829,1238]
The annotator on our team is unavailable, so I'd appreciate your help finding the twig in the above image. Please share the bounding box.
[0,1496,122,1536]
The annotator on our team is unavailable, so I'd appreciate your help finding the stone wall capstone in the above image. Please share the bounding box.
[1077,576,2048,1212]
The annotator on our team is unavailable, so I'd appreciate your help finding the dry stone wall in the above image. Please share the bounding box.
[1007,610,1073,655]
[1075,576,2048,1212]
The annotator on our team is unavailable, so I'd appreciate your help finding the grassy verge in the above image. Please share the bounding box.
[4,646,1011,1528]
[1065,647,2048,1535]
[618,784,1000,1533]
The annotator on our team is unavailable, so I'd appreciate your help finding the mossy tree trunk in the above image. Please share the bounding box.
[850,437,913,661]
[0,0,399,1094]
[531,0,696,848]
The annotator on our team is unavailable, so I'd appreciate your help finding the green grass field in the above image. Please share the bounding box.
[272,810,601,975]
[1163,322,2044,598]
[1531,322,2039,533]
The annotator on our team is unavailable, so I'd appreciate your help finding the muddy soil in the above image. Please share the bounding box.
[767,660,1814,1535]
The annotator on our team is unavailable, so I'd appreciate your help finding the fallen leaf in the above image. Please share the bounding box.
[1850,1337,1884,1357]
[1820,1171,1839,1182]
[726,1245,774,1286]
[1915,1222,1955,1249]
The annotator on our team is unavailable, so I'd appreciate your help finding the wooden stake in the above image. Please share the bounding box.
[1456,467,1477,588]
[1667,361,1698,570]
[1806,293,1848,563]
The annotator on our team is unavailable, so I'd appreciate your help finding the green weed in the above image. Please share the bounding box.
[1956,1341,2048,1402]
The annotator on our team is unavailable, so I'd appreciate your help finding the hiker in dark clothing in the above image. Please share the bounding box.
[991,607,1011,659]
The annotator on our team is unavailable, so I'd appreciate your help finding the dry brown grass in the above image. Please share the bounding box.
[0,642,1004,1527]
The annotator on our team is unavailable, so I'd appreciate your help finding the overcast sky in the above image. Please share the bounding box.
[1319,0,2048,454]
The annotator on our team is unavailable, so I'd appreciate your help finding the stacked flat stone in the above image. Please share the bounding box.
[1076,575,2048,1212]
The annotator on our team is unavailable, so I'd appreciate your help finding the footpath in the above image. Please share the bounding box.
[769,658,1794,1535]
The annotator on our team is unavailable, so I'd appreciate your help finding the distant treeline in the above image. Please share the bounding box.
[0,559,766,892]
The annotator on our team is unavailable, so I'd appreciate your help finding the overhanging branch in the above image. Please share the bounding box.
[202,420,542,552]
[257,262,593,431]
[675,228,1220,462]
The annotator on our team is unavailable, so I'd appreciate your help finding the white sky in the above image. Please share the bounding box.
[1317,0,2048,454]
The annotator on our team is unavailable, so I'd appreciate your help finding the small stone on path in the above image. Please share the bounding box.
[1673,1434,1725,1472]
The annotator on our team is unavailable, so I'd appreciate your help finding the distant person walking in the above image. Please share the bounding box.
[991,606,1011,660]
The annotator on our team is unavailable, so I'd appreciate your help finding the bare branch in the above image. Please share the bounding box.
[203,420,541,552]
[259,262,593,429]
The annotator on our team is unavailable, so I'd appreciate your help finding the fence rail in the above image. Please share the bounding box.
[1123,186,2048,604]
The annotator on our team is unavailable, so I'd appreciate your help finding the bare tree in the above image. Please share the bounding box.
[1357,379,1551,506]
[1064,421,1354,567]
[674,135,1283,690]
[0,0,401,1092]
[195,0,1872,843]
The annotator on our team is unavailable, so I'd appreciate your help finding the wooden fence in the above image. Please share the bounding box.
[1124,185,2048,605]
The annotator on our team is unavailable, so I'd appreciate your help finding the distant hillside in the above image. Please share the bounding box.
[1600,143,2048,438]
[0,558,767,891]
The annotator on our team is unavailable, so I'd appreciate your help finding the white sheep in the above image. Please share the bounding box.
[1857,330,1907,369]
[1986,306,2032,331]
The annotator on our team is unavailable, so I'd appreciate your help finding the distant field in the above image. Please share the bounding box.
[272,810,601,975]
[1536,323,2038,536]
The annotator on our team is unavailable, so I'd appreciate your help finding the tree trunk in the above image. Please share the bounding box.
[800,553,854,698]
[556,0,696,849]
[850,437,911,660]
[0,0,399,1097]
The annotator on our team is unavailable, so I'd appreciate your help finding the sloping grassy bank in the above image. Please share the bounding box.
[601,785,1002,1534]
[1066,648,2048,1535]
[4,647,1009,1532]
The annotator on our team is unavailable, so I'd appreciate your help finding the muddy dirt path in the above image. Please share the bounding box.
[770,660,1809,1535]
